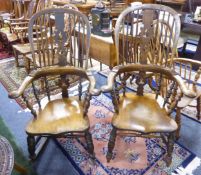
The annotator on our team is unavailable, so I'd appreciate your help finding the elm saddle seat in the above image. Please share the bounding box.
[26,97,89,134]
[112,93,177,133]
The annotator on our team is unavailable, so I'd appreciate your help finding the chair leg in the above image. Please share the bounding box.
[196,97,201,120]
[27,135,36,160]
[14,162,27,174]
[165,132,175,166]
[13,48,19,67]
[175,108,181,140]
[181,42,187,57]
[89,57,93,67]
[85,130,95,159]
[23,54,30,74]
[106,127,117,163]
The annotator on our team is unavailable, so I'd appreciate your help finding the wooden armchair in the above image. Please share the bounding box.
[101,64,186,166]
[6,0,37,42]
[0,0,23,26]
[12,0,53,68]
[0,0,35,54]
[8,66,99,160]
[114,4,181,67]
[172,58,201,139]
[0,0,23,48]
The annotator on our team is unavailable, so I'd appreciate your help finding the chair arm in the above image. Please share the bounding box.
[7,16,25,22]
[173,74,196,97]
[8,76,34,99]
[87,72,100,96]
[173,57,201,66]
[101,67,119,92]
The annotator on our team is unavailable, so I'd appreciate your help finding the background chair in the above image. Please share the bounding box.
[12,0,53,68]
[101,64,184,166]
[114,4,181,67]
[172,57,201,139]
[8,66,99,160]
[0,0,24,53]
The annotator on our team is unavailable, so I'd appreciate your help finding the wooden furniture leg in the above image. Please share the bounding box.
[14,163,27,174]
[197,97,201,120]
[175,108,181,140]
[106,127,117,162]
[165,132,175,166]
[85,130,95,159]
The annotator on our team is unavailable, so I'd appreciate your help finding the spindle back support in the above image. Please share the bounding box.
[115,4,181,67]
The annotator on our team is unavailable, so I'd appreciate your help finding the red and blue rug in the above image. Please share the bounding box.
[55,94,201,175]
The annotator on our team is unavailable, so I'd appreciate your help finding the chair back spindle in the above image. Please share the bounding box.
[115,4,181,67]
[28,8,91,69]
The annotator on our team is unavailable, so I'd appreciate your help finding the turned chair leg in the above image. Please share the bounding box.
[165,132,175,166]
[13,48,19,67]
[23,54,30,74]
[196,97,201,120]
[89,57,93,68]
[175,108,181,140]
[27,135,36,160]
[14,162,27,174]
[85,130,95,159]
[106,127,117,163]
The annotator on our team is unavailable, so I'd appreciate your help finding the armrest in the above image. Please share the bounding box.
[101,66,119,92]
[87,72,100,96]
[173,57,201,66]
[8,76,33,99]
[7,16,25,22]
[174,74,196,97]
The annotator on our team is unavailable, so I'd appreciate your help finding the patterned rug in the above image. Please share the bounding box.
[0,58,28,108]
[56,94,200,175]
